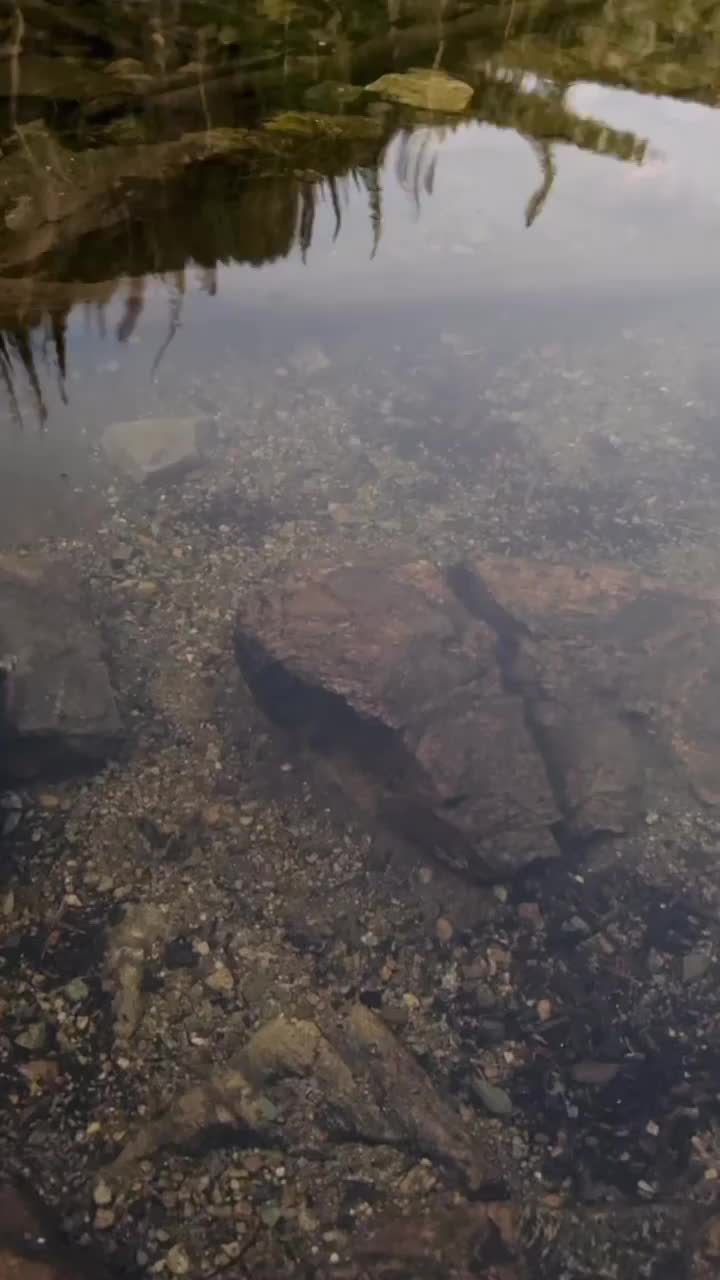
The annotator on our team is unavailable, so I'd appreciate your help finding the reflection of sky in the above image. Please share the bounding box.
[218,86,720,304]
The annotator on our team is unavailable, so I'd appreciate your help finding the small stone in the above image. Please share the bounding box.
[472,1075,513,1117]
[18,1059,59,1088]
[205,964,235,994]
[260,1205,282,1228]
[475,1018,506,1046]
[518,902,543,928]
[15,1022,47,1052]
[435,916,454,944]
[94,1179,114,1207]
[110,543,134,568]
[473,983,497,1011]
[570,1061,620,1086]
[65,978,90,1003]
[95,1208,116,1230]
[402,992,420,1010]
[682,951,711,983]
[136,580,159,598]
[537,999,553,1022]
[38,792,60,809]
[166,1244,191,1276]
[561,915,591,938]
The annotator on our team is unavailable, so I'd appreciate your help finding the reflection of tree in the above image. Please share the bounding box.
[0,164,387,422]
[2,0,719,421]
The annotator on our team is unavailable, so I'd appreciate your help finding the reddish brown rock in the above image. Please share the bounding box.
[0,1181,110,1280]
[236,558,559,877]
[346,1199,523,1279]
[235,554,720,877]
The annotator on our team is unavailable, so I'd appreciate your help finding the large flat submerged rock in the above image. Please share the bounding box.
[235,555,720,878]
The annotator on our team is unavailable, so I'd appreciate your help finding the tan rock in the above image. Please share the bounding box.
[367,68,473,113]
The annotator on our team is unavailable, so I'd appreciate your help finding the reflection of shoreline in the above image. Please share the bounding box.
[0,169,372,425]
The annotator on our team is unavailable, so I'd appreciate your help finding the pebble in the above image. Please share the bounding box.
[18,1059,59,1088]
[517,901,543,928]
[476,1018,506,1046]
[682,951,711,983]
[205,965,235,994]
[94,1178,114,1207]
[65,978,90,1003]
[260,1205,282,1228]
[95,1209,116,1230]
[15,1022,47,1052]
[537,999,553,1022]
[472,1075,513,1117]
[38,793,60,810]
[166,1244,191,1275]
[570,1061,620,1086]
[435,916,454,943]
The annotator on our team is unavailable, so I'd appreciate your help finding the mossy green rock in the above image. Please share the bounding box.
[366,67,473,113]
[304,81,366,114]
[265,111,382,140]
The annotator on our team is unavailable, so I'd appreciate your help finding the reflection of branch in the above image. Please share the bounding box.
[8,2,23,129]
[299,185,315,262]
[525,138,556,226]
[151,270,185,378]
[117,276,146,342]
[362,166,383,259]
[49,310,67,404]
[0,333,22,429]
[328,176,342,242]
[3,326,47,427]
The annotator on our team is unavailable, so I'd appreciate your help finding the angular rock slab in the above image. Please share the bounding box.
[236,558,559,878]
[236,554,720,878]
[0,555,122,779]
[102,415,211,484]
[464,557,720,818]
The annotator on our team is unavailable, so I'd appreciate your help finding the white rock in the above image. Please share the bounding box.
[166,1244,191,1275]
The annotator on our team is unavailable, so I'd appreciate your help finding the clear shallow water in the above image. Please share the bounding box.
[6,9,720,1273]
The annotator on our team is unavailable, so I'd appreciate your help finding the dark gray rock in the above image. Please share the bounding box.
[0,554,122,779]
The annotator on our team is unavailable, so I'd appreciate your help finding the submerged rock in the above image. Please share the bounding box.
[235,554,720,878]
[0,1180,112,1279]
[114,1005,498,1190]
[102,416,212,484]
[0,554,122,780]
[367,68,474,113]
